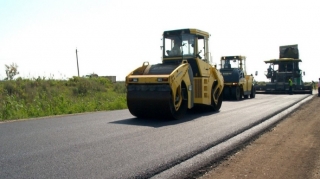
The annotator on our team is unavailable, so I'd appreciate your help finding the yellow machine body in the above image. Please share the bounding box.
[125,28,224,119]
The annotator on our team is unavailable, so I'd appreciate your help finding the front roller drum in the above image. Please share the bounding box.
[127,85,187,120]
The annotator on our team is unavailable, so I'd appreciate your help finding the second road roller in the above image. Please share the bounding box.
[125,28,224,119]
[219,55,256,100]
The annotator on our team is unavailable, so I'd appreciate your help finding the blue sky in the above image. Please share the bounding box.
[1,0,319,81]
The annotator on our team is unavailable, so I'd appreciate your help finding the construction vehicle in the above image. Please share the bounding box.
[255,44,312,94]
[125,28,224,119]
[219,56,256,100]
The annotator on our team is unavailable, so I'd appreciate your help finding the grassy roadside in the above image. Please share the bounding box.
[0,77,127,121]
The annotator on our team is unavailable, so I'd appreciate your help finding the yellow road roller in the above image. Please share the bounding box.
[220,56,256,100]
[125,28,224,119]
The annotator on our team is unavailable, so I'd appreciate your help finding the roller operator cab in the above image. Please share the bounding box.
[219,56,256,100]
[255,44,313,94]
[125,28,224,120]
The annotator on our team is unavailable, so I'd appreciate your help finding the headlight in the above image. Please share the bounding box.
[157,78,168,82]
[129,78,138,82]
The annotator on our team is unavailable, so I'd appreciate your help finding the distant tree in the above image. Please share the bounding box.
[4,63,19,80]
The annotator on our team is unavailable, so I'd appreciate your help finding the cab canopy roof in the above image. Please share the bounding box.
[264,58,302,64]
[279,44,299,59]
[163,28,209,38]
[221,56,246,60]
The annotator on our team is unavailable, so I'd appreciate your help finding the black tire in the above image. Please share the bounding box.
[232,86,241,100]
[250,86,256,98]
[244,95,249,99]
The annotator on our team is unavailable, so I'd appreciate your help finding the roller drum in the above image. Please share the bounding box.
[127,84,186,119]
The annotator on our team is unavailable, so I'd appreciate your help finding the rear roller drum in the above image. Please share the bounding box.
[250,86,256,98]
[232,86,241,100]
[223,87,231,100]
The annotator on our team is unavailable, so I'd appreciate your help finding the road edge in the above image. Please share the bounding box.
[151,95,314,179]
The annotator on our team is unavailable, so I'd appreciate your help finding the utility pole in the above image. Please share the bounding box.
[76,48,80,77]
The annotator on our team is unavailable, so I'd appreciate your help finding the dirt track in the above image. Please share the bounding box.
[198,95,320,179]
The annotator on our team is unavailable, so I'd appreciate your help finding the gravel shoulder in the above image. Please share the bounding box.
[198,95,320,179]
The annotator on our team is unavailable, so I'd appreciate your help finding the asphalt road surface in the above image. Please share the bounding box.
[0,94,311,179]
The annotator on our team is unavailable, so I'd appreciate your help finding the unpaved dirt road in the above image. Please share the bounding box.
[198,95,320,179]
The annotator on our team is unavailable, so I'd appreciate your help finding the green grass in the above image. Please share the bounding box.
[0,76,127,121]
